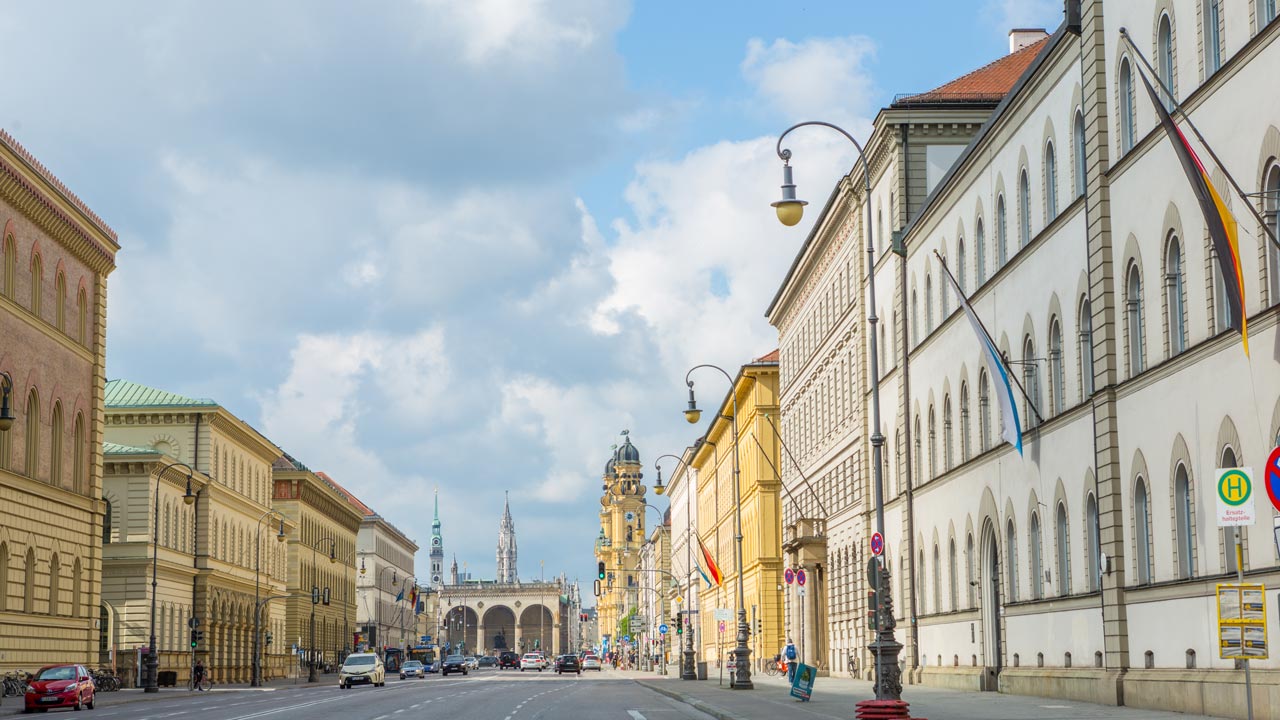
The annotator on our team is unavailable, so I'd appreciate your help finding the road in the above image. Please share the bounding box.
[22,670,712,720]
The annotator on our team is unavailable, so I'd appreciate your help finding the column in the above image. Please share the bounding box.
[477,623,486,655]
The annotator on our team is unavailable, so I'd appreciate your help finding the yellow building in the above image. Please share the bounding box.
[102,380,293,685]
[594,434,648,655]
[270,457,361,673]
[689,352,784,671]
[0,130,118,672]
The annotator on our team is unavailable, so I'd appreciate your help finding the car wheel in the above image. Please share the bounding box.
[87,696,95,710]
[73,697,82,711]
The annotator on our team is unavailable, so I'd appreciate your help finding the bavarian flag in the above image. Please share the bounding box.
[697,535,723,587]
[1137,66,1248,355]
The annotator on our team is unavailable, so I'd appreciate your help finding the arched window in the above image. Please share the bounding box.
[948,539,958,610]
[959,381,971,460]
[1135,478,1153,584]
[1119,58,1136,152]
[1086,493,1100,591]
[49,553,60,616]
[911,290,919,346]
[917,550,927,613]
[1157,14,1175,109]
[2,235,14,297]
[1265,163,1280,305]
[943,394,953,471]
[23,546,35,613]
[1045,142,1058,220]
[1222,446,1239,573]
[1074,111,1087,197]
[996,195,1008,265]
[1079,297,1094,398]
[0,543,7,611]
[1056,502,1071,596]
[957,239,967,295]
[1006,520,1019,602]
[1022,336,1040,428]
[1213,245,1234,333]
[925,274,934,332]
[76,288,88,345]
[103,499,112,544]
[932,544,941,613]
[1165,233,1186,355]
[30,253,42,316]
[1126,263,1145,375]
[1030,512,1043,600]
[978,371,992,451]
[1262,0,1279,27]
[1019,168,1032,247]
[1049,318,1065,415]
[878,207,884,255]
[965,533,976,607]
[976,218,987,283]
[1175,463,1195,578]
[1204,0,1222,74]
[55,272,66,332]
[73,413,85,494]
[72,558,81,618]
[913,415,922,487]
[24,389,39,477]
[50,401,63,487]
[927,406,937,479]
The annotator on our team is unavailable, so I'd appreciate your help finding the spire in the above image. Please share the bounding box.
[497,491,518,583]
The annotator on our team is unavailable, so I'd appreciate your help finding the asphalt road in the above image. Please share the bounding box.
[20,670,713,720]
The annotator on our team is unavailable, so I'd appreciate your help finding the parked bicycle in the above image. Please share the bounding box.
[2,671,31,697]
[763,655,786,677]
[91,669,119,692]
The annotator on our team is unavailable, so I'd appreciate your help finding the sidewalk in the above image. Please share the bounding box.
[620,668,1229,720]
[0,674,332,716]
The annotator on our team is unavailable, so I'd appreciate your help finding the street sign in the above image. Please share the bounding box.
[622,635,631,642]
[870,532,884,557]
[659,624,668,635]
[713,608,732,621]
[717,621,726,634]
[421,635,431,643]
[1265,447,1280,514]
[784,567,795,585]
[1217,583,1268,659]
[797,569,807,587]
[1216,467,1256,527]
[188,617,200,629]
[675,595,684,604]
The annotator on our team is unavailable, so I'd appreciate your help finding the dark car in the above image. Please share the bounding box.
[440,654,469,676]
[555,654,581,675]
[25,664,95,712]
[498,651,519,669]
[478,656,498,668]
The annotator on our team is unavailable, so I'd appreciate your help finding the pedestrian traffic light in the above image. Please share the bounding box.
[597,561,606,580]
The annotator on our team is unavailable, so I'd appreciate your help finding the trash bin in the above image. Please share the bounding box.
[157,671,177,687]
[696,661,707,680]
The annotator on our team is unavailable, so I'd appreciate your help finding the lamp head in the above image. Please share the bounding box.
[183,477,196,505]
[683,383,701,424]
[653,466,665,496]
[276,518,286,542]
[0,372,14,432]
[329,546,337,563]
[770,161,807,227]
[360,558,367,575]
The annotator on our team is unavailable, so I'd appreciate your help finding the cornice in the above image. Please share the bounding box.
[205,412,281,462]
[0,147,116,277]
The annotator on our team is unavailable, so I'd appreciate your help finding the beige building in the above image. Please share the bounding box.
[0,130,117,672]
[658,444,701,663]
[271,457,361,672]
[102,380,291,684]
[342,481,418,653]
[637,514,671,669]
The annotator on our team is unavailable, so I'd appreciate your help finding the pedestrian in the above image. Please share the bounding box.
[193,659,206,690]
[783,638,798,681]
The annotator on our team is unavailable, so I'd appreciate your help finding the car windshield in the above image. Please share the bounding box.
[343,656,375,667]
[35,667,76,681]
[446,655,464,662]
[403,662,421,668]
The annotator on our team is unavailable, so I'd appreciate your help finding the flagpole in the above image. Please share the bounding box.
[933,250,1044,425]
[1119,28,1280,251]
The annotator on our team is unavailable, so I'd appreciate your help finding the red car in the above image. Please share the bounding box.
[24,664,95,712]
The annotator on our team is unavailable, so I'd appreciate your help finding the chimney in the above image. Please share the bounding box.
[1009,28,1049,54]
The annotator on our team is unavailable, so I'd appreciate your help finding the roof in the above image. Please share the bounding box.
[273,452,309,471]
[105,379,216,409]
[103,442,158,456]
[892,37,1050,107]
[0,129,118,241]
[319,471,375,516]
[754,349,780,363]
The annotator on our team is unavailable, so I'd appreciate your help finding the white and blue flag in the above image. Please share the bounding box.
[934,251,1023,455]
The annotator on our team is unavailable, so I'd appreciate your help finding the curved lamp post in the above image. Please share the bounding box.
[654,454,701,681]
[145,462,196,693]
[682,364,752,690]
[308,538,338,682]
[251,510,287,686]
[773,121,901,700]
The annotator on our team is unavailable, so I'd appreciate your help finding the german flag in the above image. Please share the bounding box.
[1137,67,1248,355]
[696,534,723,587]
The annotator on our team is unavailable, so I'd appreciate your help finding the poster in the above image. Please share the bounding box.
[1217,583,1268,660]
[789,662,816,701]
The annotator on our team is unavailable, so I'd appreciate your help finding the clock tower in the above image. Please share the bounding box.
[429,489,445,589]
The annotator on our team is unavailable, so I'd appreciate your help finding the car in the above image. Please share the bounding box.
[535,653,550,669]
[400,660,425,679]
[463,656,479,670]
[555,654,581,675]
[582,654,602,671]
[339,653,386,689]
[498,651,519,669]
[423,661,438,674]
[478,656,498,668]
[24,664,95,712]
[520,653,544,672]
[440,655,469,676]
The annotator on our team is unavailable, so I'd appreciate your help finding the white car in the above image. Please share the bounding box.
[582,654,602,671]
[339,653,386,689]
[464,656,479,670]
[520,653,544,672]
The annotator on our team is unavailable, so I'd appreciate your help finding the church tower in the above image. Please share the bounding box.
[496,492,518,583]
[429,489,444,589]
[450,554,459,586]
[595,431,645,647]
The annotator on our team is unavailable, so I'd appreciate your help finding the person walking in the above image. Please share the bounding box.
[783,638,798,681]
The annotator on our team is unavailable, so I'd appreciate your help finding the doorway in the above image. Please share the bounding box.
[980,521,1002,689]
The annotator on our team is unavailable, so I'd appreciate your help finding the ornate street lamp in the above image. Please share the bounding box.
[309,538,338,682]
[145,462,196,693]
[251,510,287,686]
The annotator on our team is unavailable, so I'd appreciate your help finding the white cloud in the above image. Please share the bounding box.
[742,35,878,131]
[416,0,615,66]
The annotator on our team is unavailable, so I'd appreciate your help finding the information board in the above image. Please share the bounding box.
[1217,583,1268,660]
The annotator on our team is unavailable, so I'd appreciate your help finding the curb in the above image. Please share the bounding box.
[636,680,744,720]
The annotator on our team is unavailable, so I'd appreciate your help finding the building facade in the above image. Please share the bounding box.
[102,380,291,684]
[345,484,418,653]
[659,444,702,662]
[637,513,672,669]
[0,130,117,672]
[271,458,362,671]
[595,434,648,655]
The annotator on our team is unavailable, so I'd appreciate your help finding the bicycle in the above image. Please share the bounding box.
[3,671,30,697]
[188,674,213,692]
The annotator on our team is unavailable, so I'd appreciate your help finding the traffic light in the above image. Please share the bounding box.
[190,629,197,648]
[866,588,878,631]
[597,561,606,580]
[265,631,273,646]
[675,611,683,635]
[190,629,204,648]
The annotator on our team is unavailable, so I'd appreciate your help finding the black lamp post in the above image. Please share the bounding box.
[682,365,752,690]
[145,462,196,693]
[773,121,902,700]
[251,510,287,687]
[309,538,338,682]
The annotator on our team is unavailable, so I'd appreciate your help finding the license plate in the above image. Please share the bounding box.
[40,696,60,703]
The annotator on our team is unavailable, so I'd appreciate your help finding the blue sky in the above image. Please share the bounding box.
[0,0,1059,599]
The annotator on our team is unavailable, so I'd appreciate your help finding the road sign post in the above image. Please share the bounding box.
[870,532,884,557]
[1214,465,1259,720]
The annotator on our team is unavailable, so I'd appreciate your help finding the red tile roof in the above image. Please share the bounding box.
[755,349,780,363]
[893,37,1050,106]
[318,471,375,517]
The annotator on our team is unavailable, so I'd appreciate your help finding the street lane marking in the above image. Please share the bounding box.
[628,712,647,720]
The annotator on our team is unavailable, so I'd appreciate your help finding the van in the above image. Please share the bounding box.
[339,653,386,689]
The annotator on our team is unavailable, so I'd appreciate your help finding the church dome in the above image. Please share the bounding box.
[615,436,640,464]
[604,457,616,478]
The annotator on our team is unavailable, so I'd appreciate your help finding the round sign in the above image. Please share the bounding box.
[870,532,885,557]
[623,634,631,642]
[718,621,726,633]
[659,624,668,635]
[1266,446,1280,514]
[784,567,795,585]
[1219,469,1252,506]
[796,568,807,587]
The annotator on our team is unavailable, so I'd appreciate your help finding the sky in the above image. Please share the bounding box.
[0,0,1061,601]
